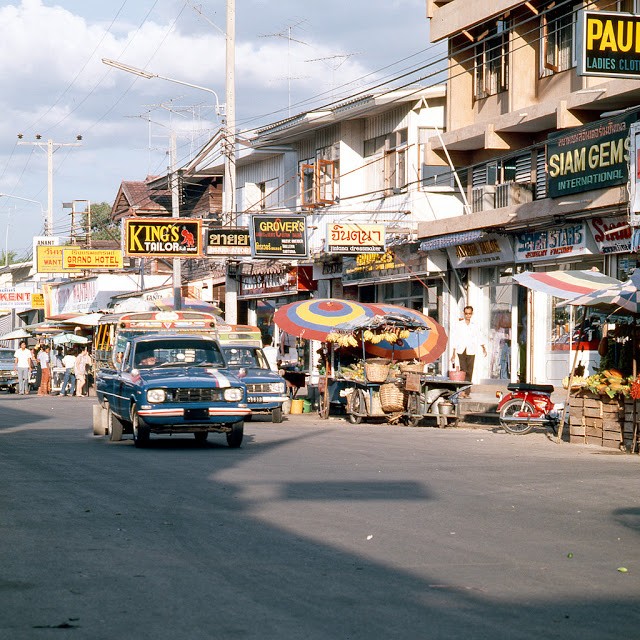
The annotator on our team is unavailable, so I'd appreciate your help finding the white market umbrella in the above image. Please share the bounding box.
[63,313,103,326]
[0,328,31,340]
[52,333,90,346]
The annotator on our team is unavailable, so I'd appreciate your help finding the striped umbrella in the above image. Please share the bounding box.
[513,269,621,299]
[364,304,448,363]
[560,269,640,315]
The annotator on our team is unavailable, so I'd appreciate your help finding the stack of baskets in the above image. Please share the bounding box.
[399,362,424,375]
[365,358,391,383]
[379,382,406,412]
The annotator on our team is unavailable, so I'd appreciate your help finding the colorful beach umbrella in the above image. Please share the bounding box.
[274,298,376,342]
[559,269,640,315]
[365,304,448,363]
[513,269,621,299]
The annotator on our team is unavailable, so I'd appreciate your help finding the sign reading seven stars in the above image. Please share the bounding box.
[125,218,202,257]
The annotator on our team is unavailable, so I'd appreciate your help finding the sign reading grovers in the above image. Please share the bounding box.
[250,215,308,259]
[577,10,640,79]
[125,218,202,257]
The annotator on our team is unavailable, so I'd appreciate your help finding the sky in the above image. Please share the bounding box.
[0,0,439,259]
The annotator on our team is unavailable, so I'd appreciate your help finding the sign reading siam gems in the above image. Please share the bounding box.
[250,215,308,259]
[326,223,386,254]
[125,218,202,257]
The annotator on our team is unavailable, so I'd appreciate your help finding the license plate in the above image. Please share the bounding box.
[248,396,264,403]
[184,408,209,421]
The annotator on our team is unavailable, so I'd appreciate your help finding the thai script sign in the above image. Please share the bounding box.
[326,223,385,253]
[62,249,123,269]
[124,218,202,257]
[250,215,308,259]
[587,216,631,254]
[577,10,640,78]
[206,227,251,256]
[546,115,633,198]
[514,223,594,263]
[239,268,298,297]
[36,245,84,273]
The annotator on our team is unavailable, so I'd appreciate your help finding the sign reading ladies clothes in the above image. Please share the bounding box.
[514,223,596,263]
[546,115,633,198]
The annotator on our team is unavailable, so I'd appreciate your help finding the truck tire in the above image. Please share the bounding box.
[226,421,244,448]
[106,403,123,442]
[131,406,150,447]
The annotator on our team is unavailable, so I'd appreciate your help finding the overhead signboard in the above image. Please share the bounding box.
[326,223,386,254]
[124,218,202,257]
[514,223,596,263]
[250,215,308,259]
[0,289,34,311]
[206,227,251,256]
[62,249,124,270]
[577,10,640,79]
[587,216,631,255]
[36,245,84,273]
[546,114,633,198]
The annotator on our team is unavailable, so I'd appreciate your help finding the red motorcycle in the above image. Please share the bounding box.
[496,382,565,435]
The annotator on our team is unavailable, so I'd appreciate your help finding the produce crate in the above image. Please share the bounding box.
[568,390,623,448]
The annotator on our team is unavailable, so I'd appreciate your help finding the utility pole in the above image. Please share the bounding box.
[224,0,238,324]
[17,135,82,236]
[170,131,182,311]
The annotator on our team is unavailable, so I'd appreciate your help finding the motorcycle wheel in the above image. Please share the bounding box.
[499,398,536,435]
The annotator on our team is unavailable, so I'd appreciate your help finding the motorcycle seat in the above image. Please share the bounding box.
[507,382,554,394]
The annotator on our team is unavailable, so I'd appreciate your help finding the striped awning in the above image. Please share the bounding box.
[512,270,622,299]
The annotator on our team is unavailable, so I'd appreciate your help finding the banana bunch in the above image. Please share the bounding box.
[325,331,358,348]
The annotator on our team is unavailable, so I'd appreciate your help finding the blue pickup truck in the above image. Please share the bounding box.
[95,334,250,448]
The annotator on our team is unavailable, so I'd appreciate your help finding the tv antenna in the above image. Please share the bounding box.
[305,52,361,100]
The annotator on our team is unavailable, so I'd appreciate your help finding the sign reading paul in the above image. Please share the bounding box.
[250,215,308,259]
[125,218,202,257]
[577,10,640,78]
[546,114,633,198]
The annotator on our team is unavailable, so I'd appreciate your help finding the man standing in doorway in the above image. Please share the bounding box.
[13,340,32,395]
[451,306,486,397]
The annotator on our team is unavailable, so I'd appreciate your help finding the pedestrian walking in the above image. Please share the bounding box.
[59,350,77,396]
[262,335,279,372]
[37,345,52,396]
[13,340,32,395]
[450,305,486,397]
[74,346,91,397]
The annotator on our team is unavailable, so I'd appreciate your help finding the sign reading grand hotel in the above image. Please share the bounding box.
[577,10,640,78]
[546,115,632,198]
[326,223,385,254]
[62,249,124,270]
[250,215,308,259]
[206,227,251,256]
[124,218,202,257]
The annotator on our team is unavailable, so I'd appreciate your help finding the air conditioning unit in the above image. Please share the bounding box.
[471,185,496,213]
[495,182,534,208]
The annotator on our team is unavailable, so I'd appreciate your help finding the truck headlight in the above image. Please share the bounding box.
[147,389,166,403]
[224,387,243,402]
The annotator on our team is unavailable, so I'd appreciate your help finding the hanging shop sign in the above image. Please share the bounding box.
[250,215,308,259]
[36,245,84,273]
[342,245,447,283]
[124,218,202,257]
[629,122,640,242]
[62,249,124,270]
[587,215,631,254]
[514,223,595,263]
[577,10,640,79]
[206,227,251,256]
[546,114,633,198]
[326,223,386,254]
[312,258,343,281]
[0,289,35,311]
[239,267,298,298]
[446,234,514,268]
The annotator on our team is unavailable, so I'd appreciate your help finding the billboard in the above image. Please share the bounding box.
[577,10,640,79]
[205,227,251,256]
[250,215,308,259]
[124,218,202,257]
[36,245,84,273]
[62,249,124,269]
[326,223,386,254]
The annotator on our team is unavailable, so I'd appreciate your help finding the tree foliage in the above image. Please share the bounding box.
[85,202,119,242]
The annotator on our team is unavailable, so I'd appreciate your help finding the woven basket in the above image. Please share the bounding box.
[380,383,406,412]
[365,359,391,383]
[399,362,424,374]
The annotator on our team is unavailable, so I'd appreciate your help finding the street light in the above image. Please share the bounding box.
[102,58,225,117]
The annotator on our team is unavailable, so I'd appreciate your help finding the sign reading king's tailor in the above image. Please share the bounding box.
[577,10,640,79]
[125,218,202,257]
[546,114,633,198]
[250,215,308,259]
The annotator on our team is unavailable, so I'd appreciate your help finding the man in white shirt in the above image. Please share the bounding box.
[262,336,279,372]
[451,306,486,397]
[13,340,32,395]
[60,351,77,396]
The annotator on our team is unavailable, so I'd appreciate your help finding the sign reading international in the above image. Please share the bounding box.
[206,227,251,256]
[62,249,124,270]
[326,223,386,254]
[125,218,202,257]
[546,114,633,198]
[250,215,308,259]
[577,10,640,78]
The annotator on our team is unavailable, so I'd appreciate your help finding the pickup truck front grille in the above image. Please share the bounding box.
[246,383,272,393]
[172,388,225,403]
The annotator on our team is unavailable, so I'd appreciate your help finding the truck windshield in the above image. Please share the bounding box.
[134,340,225,369]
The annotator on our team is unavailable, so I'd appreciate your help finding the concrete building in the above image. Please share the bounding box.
[425,0,640,386]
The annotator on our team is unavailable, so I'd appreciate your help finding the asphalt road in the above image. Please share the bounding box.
[1,394,639,640]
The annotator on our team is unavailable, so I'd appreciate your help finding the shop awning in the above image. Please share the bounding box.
[513,270,622,299]
[419,229,484,252]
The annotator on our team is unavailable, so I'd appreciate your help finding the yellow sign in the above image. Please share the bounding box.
[31,293,44,309]
[36,245,83,273]
[326,223,386,253]
[62,249,124,270]
[125,218,202,257]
